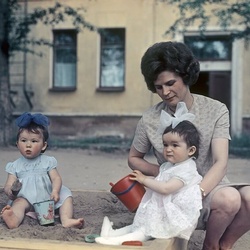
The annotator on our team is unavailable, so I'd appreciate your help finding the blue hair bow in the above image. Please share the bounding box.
[15,112,50,128]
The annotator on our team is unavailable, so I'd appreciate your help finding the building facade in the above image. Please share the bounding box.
[11,0,250,139]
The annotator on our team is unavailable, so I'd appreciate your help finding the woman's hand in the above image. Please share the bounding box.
[129,170,147,184]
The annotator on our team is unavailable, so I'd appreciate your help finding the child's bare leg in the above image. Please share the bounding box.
[1,198,30,229]
[95,230,150,245]
[59,197,84,228]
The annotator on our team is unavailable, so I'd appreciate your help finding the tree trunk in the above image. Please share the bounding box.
[0,0,13,146]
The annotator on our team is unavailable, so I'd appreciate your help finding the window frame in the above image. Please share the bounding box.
[184,35,232,61]
[51,29,77,92]
[97,28,126,92]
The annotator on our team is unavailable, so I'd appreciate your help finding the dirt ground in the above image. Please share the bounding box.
[0,147,250,249]
[0,188,135,242]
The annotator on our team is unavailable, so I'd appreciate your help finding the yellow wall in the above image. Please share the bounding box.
[243,48,250,116]
[12,0,250,137]
[24,0,170,116]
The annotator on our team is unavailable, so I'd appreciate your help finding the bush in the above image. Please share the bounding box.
[49,136,132,153]
[230,134,250,158]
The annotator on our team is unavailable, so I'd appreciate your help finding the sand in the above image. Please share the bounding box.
[0,189,135,243]
[0,148,249,249]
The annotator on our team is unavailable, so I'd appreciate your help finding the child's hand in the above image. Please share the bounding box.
[129,170,146,184]
[50,191,60,203]
[4,187,16,200]
[6,189,15,200]
[11,179,22,196]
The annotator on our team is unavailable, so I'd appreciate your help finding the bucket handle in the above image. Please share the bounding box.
[111,181,137,196]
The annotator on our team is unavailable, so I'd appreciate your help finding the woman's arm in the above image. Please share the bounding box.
[48,168,62,203]
[128,146,160,177]
[130,170,184,195]
[200,138,228,196]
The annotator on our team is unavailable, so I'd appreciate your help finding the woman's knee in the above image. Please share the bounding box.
[211,187,241,213]
[239,186,250,210]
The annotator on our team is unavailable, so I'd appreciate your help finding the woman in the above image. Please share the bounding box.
[95,105,202,245]
[128,41,250,250]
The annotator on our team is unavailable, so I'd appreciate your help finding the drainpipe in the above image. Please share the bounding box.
[23,0,33,109]
[150,0,157,107]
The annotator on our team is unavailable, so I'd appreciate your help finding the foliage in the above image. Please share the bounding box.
[32,136,132,153]
[51,136,131,152]
[0,0,96,146]
[10,132,250,157]
[7,0,96,56]
[159,0,250,42]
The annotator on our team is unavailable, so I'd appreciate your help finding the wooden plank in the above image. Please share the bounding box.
[0,237,188,250]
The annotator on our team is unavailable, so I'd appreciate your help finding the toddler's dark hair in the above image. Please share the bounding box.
[163,120,200,158]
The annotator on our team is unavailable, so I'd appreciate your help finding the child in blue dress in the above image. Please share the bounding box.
[95,102,203,245]
[1,112,84,229]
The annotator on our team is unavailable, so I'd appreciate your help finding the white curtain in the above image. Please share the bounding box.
[54,63,76,87]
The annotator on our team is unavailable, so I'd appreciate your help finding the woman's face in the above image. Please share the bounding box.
[154,71,191,109]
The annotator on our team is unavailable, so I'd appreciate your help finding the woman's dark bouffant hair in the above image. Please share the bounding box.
[163,120,201,159]
[141,41,200,93]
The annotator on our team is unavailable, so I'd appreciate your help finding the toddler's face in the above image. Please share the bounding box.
[162,132,195,164]
[17,129,47,159]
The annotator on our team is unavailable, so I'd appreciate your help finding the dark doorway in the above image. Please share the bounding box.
[191,71,231,113]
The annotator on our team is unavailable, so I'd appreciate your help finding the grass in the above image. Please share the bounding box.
[10,134,250,158]
[50,134,250,158]
[49,135,133,153]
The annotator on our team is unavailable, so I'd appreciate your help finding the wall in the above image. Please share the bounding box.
[11,0,250,138]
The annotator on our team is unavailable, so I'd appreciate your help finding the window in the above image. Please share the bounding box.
[52,30,77,91]
[184,36,232,61]
[99,28,125,91]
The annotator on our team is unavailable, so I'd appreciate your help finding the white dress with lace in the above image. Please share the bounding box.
[5,154,72,209]
[131,158,202,240]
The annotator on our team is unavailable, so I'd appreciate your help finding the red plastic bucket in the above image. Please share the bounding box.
[110,175,146,212]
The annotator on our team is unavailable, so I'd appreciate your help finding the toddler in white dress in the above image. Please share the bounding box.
[1,112,84,229]
[95,102,203,245]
